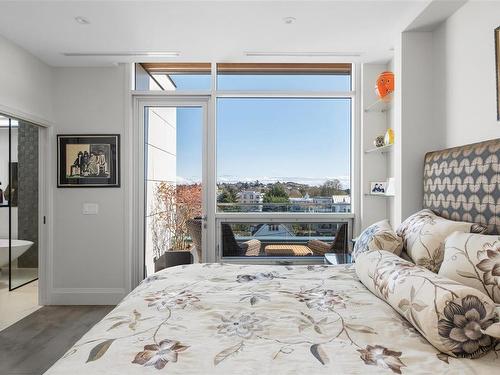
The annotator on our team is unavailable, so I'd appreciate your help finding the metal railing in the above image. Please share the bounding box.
[217,201,351,213]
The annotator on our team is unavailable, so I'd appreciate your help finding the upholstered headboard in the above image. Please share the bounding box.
[423,138,499,234]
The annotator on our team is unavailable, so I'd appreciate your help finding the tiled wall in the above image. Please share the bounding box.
[17,122,38,268]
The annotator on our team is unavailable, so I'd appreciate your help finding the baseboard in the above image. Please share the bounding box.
[48,287,126,305]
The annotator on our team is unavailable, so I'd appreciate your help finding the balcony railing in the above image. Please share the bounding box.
[217,201,351,213]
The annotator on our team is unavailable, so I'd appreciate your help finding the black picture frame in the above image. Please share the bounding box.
[57,134,120,187]
[496,26,500,121]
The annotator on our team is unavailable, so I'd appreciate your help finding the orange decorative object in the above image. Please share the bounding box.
[375,71,394,100]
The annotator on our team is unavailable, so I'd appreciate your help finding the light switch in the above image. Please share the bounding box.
[82,203,99,215]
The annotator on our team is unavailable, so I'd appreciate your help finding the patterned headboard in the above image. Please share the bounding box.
[423,138,500,234]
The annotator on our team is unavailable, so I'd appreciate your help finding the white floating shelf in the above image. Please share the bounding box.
[364,93,393,113]
[364,193,395,197]
[364,144,393,154]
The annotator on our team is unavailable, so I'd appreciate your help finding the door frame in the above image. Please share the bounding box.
[131,95,213,287]
[0,106,51,303]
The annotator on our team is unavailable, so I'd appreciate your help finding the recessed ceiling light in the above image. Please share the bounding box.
[283,17,296,25]
[74,16,90,25]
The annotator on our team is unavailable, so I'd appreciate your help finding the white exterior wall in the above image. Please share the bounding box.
[145,107,177,276]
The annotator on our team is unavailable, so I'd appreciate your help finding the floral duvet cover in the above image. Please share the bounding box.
[45,263,499,375]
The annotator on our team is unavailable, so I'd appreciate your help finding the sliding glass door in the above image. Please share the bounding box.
[140,100,210,277]
[0,114,40,290]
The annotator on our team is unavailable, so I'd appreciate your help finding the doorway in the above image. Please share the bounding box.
[136,98,211,278]
[0,113,45,331]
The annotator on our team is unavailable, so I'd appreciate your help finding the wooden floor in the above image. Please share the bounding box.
[0,305,114,375]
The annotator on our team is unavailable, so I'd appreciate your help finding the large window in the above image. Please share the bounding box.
[215,63,352,216]
[216,98,351,214]
[216,64,353,260]
[135,63,354,266]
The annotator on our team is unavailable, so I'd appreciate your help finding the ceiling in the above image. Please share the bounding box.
[0,0,436,67]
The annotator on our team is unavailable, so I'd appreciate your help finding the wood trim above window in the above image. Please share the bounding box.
[217,63,352,74]
[140,63,211,74]
[139,62,352,75]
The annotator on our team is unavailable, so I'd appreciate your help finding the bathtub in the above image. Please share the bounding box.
[0,239,34,267]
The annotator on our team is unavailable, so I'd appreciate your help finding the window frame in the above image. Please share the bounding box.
[132,62,360,265]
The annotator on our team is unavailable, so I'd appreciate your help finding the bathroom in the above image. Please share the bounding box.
[0,114,40,331]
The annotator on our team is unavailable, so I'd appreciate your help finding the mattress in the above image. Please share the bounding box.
[45,263,499,374]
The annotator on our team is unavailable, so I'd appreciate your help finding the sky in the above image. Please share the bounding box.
[161,74,351,189]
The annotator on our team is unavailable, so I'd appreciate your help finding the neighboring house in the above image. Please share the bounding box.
[331,195,351,213]
[289,193,314,212]
[289,194,351,213]
[312,196,333,213]
[252,223,295,238]
[237,190,264,211]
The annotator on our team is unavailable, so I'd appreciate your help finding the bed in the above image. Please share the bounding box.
[45,139,500,374]
[45,263,498,374]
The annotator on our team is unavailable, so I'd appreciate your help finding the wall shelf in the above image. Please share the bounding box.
[364,193,395,198]
[364,93,393,113]
[364,144,393,154]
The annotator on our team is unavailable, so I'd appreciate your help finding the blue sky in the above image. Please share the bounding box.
[172,75,351,188]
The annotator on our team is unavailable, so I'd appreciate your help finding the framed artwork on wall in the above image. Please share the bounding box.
[57,134,120,187]
[496,26,500,121]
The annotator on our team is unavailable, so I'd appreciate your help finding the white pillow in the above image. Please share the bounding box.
[352,219,402,261]
[439,232,500,303]
[355,250,500,358]
[396,209,487,272]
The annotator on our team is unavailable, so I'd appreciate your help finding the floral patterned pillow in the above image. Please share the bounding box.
[355,250,500,359]
[396,209,487,273]
[439,232,500,303]
[352,220,402,261]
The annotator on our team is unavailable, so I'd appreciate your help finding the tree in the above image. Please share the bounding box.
[263,183,289,212]
[298,187,308,196]
[151,182,202,258]
[264,183,289,201]
[320,179,345,196]
[217,186,239,212]
[217,187,237,203]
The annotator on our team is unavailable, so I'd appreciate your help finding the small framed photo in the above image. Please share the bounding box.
[57,134,120,187]
[370,181,387,195]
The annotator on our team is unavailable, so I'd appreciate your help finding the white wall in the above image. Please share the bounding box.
[50,66,129,304]
[400,31,445,221]
[0,35,53,123]
[433,1,500,147]
[0,128,18,239]
[388,1,500,225]
[0,32,131,304]
[0,128,17,197]
[388,31,446,226]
